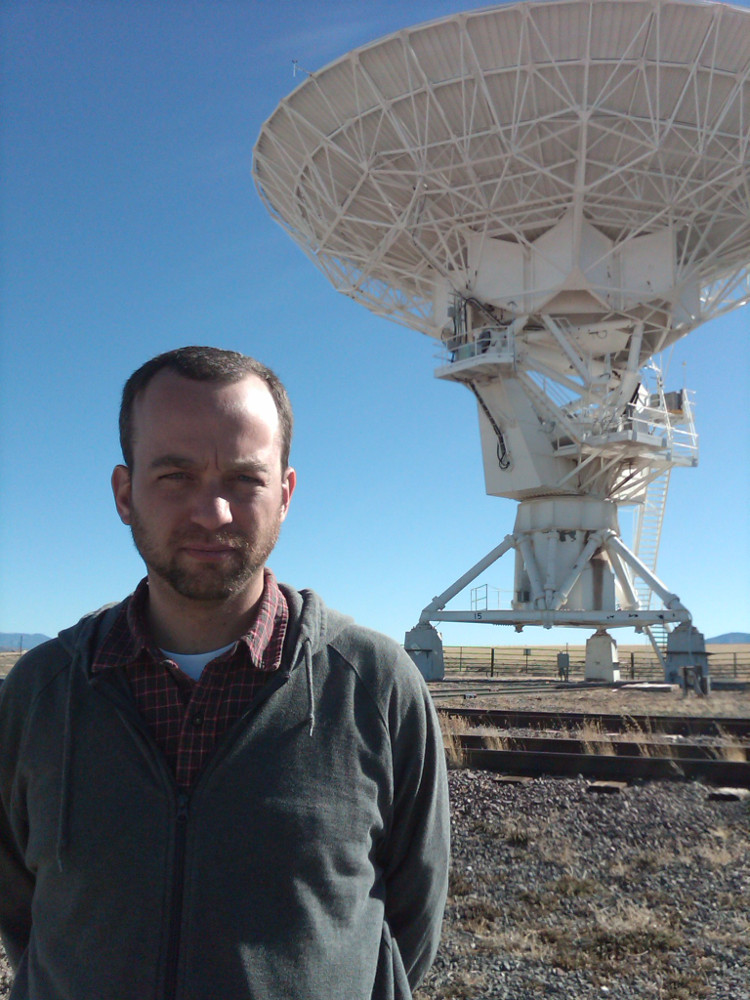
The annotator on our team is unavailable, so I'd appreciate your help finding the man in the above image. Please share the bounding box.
[0,346,449,1000]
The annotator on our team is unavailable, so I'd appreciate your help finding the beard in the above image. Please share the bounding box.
[129,504,282,602]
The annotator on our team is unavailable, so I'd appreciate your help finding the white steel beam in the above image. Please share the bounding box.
[604,535,688,613]
[418,534,515,622]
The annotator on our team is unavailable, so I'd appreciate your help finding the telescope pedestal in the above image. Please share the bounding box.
[585,631,621,683]
[403,622,445,681]
[511,498,621,615]
[665,623,710,690]
[406,495,694,682]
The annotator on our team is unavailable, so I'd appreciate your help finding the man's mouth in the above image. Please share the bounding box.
[180,543,239,561]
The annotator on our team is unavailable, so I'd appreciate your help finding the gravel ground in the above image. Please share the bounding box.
[1,684,748,998]
[414,771,750,1000]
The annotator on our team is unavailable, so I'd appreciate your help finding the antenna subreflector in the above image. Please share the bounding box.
[254,0,750,682]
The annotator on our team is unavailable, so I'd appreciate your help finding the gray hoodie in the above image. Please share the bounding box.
[0,585,449,1000]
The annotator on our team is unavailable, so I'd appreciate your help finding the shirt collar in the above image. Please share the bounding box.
[93,569,284,674]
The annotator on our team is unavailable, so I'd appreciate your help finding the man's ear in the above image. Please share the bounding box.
[112,465,133,525]
[280,466,296,521]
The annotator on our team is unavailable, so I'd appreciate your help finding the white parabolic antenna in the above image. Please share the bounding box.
[254,0,750,680]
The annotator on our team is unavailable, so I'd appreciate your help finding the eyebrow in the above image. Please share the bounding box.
[149,455,197,470]
[148,455,273,476]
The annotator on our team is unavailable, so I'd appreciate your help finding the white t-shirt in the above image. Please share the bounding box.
[160,643,235,681]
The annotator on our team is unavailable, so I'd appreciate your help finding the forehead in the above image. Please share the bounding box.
[131,371,280,455]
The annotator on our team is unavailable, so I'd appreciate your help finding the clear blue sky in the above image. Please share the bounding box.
[1,0,748,648]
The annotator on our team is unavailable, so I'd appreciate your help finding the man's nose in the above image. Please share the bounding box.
[189,488,233,530]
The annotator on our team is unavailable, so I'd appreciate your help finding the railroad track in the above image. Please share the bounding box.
[440,707,750,786]
[456,733,750,761]
[438,706,750,738]
[448,742,750,786]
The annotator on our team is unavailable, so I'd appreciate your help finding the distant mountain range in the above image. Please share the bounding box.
[706,632,750,644]
[0,633,51,652]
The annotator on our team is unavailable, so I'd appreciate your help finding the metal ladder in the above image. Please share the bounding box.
[633,471,671,656]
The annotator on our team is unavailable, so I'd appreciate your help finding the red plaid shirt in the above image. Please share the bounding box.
[93,570,288,788]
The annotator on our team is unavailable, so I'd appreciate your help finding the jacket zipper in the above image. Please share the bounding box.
[92,668,295,997]
[164,790,190,1000]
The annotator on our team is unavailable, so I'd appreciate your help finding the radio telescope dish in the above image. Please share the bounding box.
[254,0,750,681]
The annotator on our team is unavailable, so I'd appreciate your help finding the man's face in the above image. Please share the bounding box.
[111,371,295,603]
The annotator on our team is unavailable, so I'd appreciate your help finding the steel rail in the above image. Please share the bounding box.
[438,706,750,738]
[450,745,750,786]
[456,734,749,762]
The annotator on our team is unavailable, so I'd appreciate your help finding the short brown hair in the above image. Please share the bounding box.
[119,346,293,470]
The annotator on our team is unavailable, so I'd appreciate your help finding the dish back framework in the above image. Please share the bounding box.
[253,0,750,680]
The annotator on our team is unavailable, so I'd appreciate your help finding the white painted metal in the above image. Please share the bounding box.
[585,630,621,682]
[633,466,673,660]
[255,0,750,345]
[419,535,516,620]
[633,471,672,610]
[253,0,750,660]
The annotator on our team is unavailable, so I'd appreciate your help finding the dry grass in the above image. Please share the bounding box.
[438,713,468,769]
[493,903,685,975]
[630,847,678,872]
[482,732,510,751]
[476,927,555,963]
[619,715,673,758]
[499,899,686,975]
[0,652,20,678]
[578,719,617,756]
[447,869,473,898]
[715,743,748,762]
[588,901,682,959]
[498,817,536,846]
[414,970,489,1000]
[691,825,738,868]
[537,837,581,868]
[709,725,748,762]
